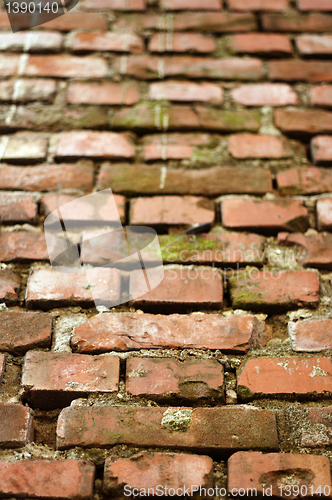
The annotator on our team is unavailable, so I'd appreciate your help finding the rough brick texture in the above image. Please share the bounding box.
[289,318,332,352]
[0,311,52,355]
[0,403,33,447]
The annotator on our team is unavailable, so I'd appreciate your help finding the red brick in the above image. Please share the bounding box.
[275,109,332,136]
[277,167,332,195]
[0,460,95,499]
[148,33,217,53]
[0,354,4,385]
[131,266,222,312]
[41,192,125,224]
[142,134,195,161]
[0,31,62,52]
[0,164,94,192]
[311,135,332,165]
[0,269,21,305]
[301,408,332,447]
[67,82,139,105]
[222,198,308,233]
[116,56,263,80]
[228,134,292,159]
[72,312,266,353]
[0,232,48,263]
[0,403,33,447]
[0,78,56,103]
[82,0,146,10]
[228,452,331,498]
[130,196,214,226]
[289,317,332,352]
[0,310,51,355]
[149,81,222,103]
[297,35,332,55]
[229,34,292,54]
[56,405,278,451]
[39,12,108,30]
[104,453,214,495]
[126,358,224,401]
[0,54,22,75]
[113,105,260,132]
[72,32,144,53]
[21,351,120,409]
[0,193,38,224]
[279,231,332,269]
[161,0,221,9]
[24,55,108,78]
[98,164,272,195]
[262,13,332,32]
[230,270,319,312]
[56,131,135,160]
[172,12,257,31]
[0,134,47,164]
[317,197,332,230]
[228,0,289,9]
[238,357,332,400]
[26,267,121,309]
[298,0,332,10]
[231,83,298,106]
[310,85,332,107]
[269,60,332,82]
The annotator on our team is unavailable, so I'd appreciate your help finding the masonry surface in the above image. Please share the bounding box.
[1,0,332,498]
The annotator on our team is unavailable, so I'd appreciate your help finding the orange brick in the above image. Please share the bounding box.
[231,83,298,106]
[229,33,292,54]
[148,33,217,53]
[228,134,292,159]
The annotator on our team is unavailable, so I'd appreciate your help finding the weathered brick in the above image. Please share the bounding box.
[231,83,298,106]
[148,33,217,53]
[0,269,21,305]
[317,197,332,230]
[67,82,139,105]
[275,109,332,136]
[131,266,222,312]
[115,56,263,80]
[228,134,292,159]
[262,13,332,32]
[161,0,221,9]
[311,135,332,165]
[298,0,332,10]
[0,134,48,164]
[0,54,22,75]
[21,351,120,409]
[126,358,224,400]
[238,357,332,400]
[0,460,95,499]
[310,85,332,107]
[229,34,292,54]
[56,405,278,451]
[172,12,257,31]
[222,198,308,233]
[104,453,214,495]
[26,267,121,309]
[279,231,332,269]
[230,270,319,312]
[0,78,56,103]
[71,312,265,354]
[269,60,332,82]
[228,452,332,498]
[0,163,94,192]
[24,55,108,78]
[277,167,332,195]
[130,196,214,226]
[142,134,196,161]
[228,0,289,9]
[149,81,222,103]
[0,310,51,355]
[72,32,144,53]
[0,31,62,52]
[0,192,38,224]
[0,354,4,385]
[56,131,135,160]
[39,12,108,30]
[98,164,272,195]
[300,408,332,447]
[0,403,33,447]
[297,35,332,55]
[82,0,146,10]
[289,317,332,352]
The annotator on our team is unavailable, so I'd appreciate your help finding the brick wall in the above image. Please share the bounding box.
[1,0,332,498]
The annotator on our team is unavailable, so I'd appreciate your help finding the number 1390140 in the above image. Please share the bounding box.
[6,2,59,13]
[278,485,331,497]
